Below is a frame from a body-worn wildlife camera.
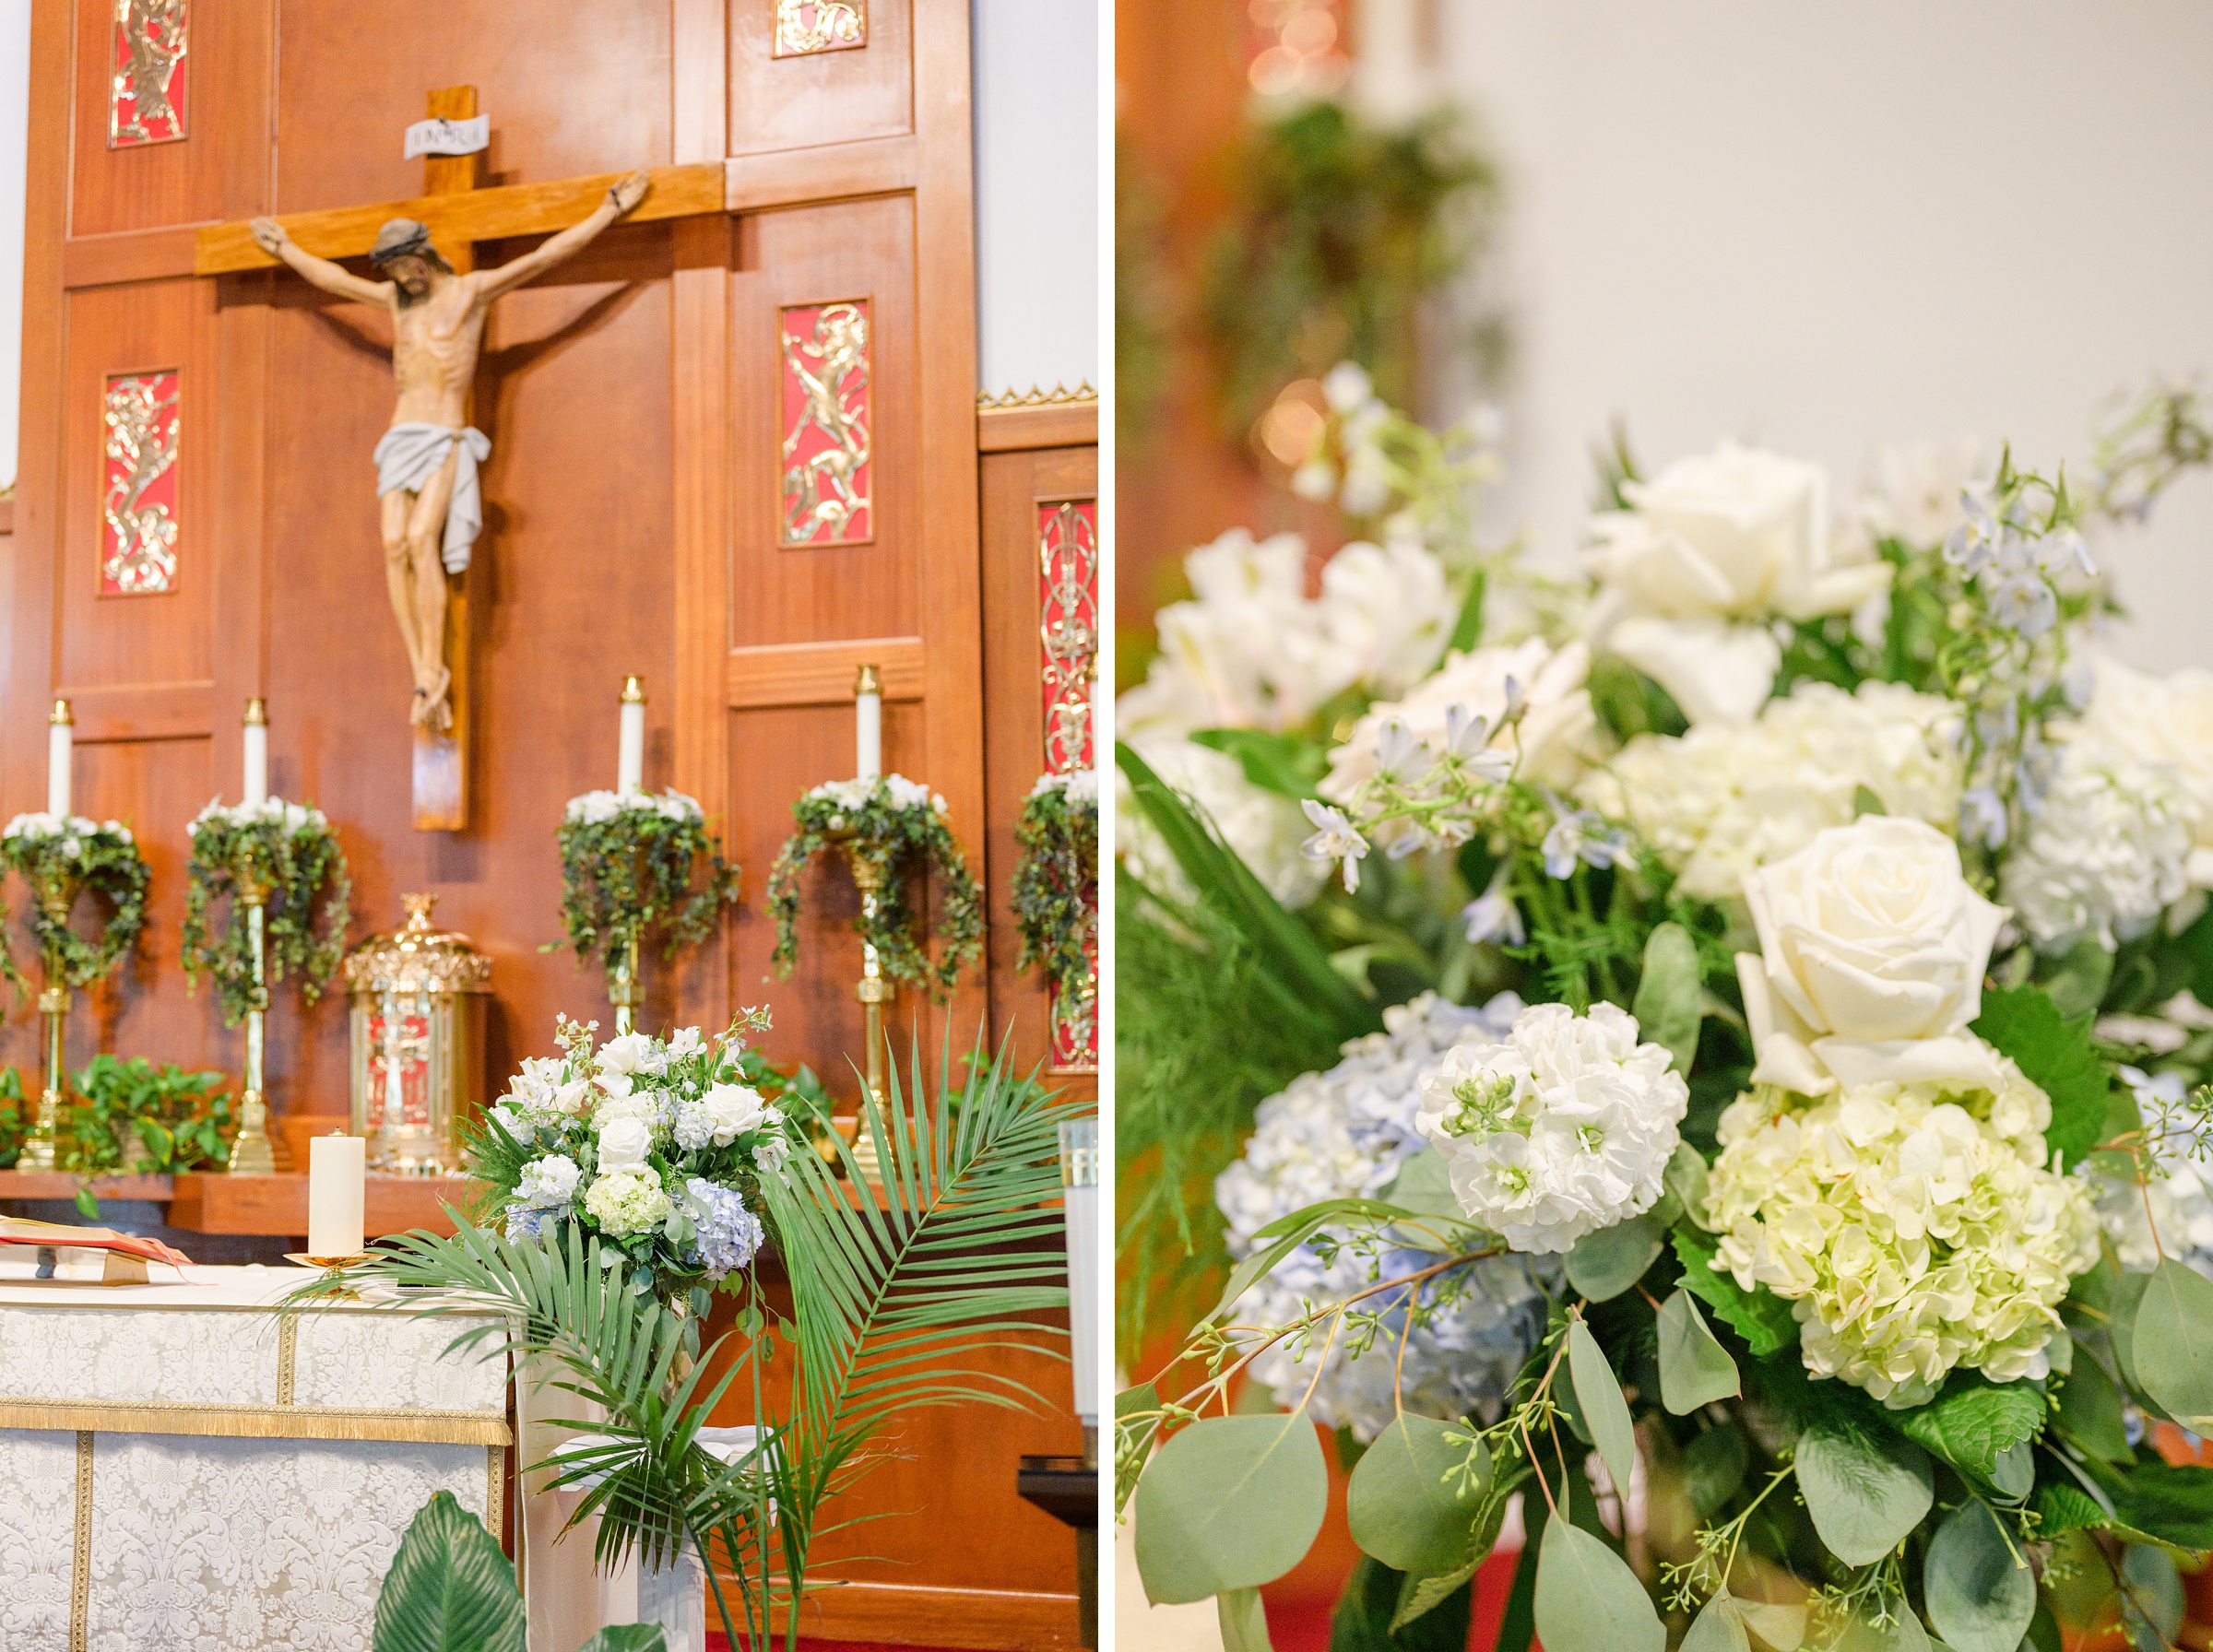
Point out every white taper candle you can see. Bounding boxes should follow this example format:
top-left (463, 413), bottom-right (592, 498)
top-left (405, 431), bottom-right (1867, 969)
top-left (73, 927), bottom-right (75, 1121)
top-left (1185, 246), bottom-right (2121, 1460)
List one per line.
top-left (242, 698), bottom-right (268, 808)
top-left (307, 1133), bottom-right (365, 1259)
top-left (46, 701), bottom-right (71, 818)
top-left (618, 676), bottom-right (645, 794)
top-left (855, 663), bottom-right (882, 781)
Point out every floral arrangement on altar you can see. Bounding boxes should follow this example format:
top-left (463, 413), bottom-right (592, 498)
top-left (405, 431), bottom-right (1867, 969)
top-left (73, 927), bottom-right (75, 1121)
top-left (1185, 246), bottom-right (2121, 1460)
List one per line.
top-left (1013, 770), bottom-right (1100, 1019)
top-left (551, 787), bottom-right (740, 977)
top-left (181, 796), bottom-right (350, 1024)
top-left (768, 773), bottom-right (984, 1001)
top-left (0, 811), bottom-right (149, 993)
top-left (1118, 369), bottom-right (2213, 1650)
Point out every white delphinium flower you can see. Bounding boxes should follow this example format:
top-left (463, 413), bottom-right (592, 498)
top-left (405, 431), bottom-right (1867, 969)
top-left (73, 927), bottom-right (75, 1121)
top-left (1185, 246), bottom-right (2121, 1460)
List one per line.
top-left (1580, 681), bottom-right (1965, 902)
top-left (1999, 738), bottom-right (2190, 953)
top-left (1705, 1061), bottom-right (2101, 1407)
top-left (1215, 993), bottom-right (1557, 1440)
top-left (1118, 739), bottom-right (1329, 910)
top-left (1298, 800), bottom-right (1368, 893)
top-left (1414, 1002), bottom-right (1690, 1255)
top-left (2077, 655), bottom-right (2213, 886)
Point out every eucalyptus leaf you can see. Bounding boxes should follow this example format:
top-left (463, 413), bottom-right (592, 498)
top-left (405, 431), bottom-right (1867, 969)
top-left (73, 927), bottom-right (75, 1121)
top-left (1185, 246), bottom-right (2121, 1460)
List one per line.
top-left (1567, 1215), bottom-right (1664, 1303)
top-left (2133, 1257), bottom-right (2213, 1430)
top-left (1219, 1587), bottom-right (1274, 1652)
top-left (1383, 1149), bottom-right (1461, 1225)
top-left (1738, 1602), bottom-right (1808, 1651)
top-left (2122, 1544), bottom-right (2184, 1646)
top-left (1793, 1420), bottom-right (1933, 1566)
top-left (1346, 1414), bottom-right (1488, 1575)
top-left (1134, 1412), bottom-right (1328, 1603)
top-left (1658, 1291), bottom-right (1741, 1413)
top-left (1665, 1142), bottom-right (1713, 1231)
top-left (1632, 923), bottom-right (1704, 1074)
top-left (1568, 1320), bottom-right (1639, 1501)
top-left (1532, 1516), bottom-right (1664, 1652)
top-left (1682, 1594), bottom-right (1751, 1652)
top-left (371, 1491), bottom-right (527, 1652)
top-left (1923, 1499), bottom-right (2034, 1652)
top-left (2109, 1267), bottom-right (2153, 1399)
top-left (1685, 1422), bottom-right (1749, 1518)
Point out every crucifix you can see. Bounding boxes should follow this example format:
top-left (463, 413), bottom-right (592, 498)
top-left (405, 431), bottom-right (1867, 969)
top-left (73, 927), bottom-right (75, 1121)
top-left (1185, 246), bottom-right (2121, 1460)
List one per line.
top-left (204, 88), bottom-right (725, 828)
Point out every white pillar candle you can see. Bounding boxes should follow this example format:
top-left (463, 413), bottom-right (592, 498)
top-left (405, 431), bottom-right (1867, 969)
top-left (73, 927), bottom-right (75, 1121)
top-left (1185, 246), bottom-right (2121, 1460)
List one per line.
top-left (46, 701), bottom-right (71, 818)
top-left (855, 664), bottom-right (882, 781)
top-left (618, 676), bottom-right (645, 795)
top-left (242, 698), bottom-right (269, 808)
top-left (307, 1133), bottom-right (366, 1259)
top-left (1059, 1117), bottom-right (1099, 1432)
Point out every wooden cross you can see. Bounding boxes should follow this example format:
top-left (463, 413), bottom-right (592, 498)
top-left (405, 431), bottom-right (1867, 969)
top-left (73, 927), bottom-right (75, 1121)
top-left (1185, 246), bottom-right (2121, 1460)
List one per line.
top-left (201, 87), bottom-right (724, 829)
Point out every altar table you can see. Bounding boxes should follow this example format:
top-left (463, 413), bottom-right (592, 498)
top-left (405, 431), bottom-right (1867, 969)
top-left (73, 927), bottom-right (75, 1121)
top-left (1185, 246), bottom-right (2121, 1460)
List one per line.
top-left (0, 1264), bottom-right (509, 1651)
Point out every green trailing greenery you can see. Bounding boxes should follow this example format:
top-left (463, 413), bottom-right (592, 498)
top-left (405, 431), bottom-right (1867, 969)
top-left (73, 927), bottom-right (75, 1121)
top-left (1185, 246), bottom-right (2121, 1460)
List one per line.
top-left (0, 1066), bottom-right (23, 1168)
top-left (294, 1035), bottom-right (1077, 1652)
top-left (1201, 99), bottom-right (1498, 439)
top-left (180, 803), bottom-right (351, 1026)
top-left (0, 818), bottom-right (149, 994)
top-left (767, 779), bottom-right (984, 1002)
top-left (1011, 774), bottom-right (1098, 1021)
top-left (64, 1055), bottom-right (231, 1214)
top-left (550, 792), bottom-right (740, 969)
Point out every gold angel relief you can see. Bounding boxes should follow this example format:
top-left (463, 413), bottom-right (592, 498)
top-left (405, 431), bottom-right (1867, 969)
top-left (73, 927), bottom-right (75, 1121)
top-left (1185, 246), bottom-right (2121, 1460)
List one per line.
top-left (780, 302), bottom-right (873, 545)
top-left (111, 0), bottom-right (188, 147)
top-left (102, 374), bottom-right (181, 595)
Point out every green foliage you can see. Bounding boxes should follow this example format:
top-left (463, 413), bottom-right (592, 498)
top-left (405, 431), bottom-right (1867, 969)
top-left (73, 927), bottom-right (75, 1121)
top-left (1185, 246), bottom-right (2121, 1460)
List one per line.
top-left (1889, 1375), bottom-right (2045, 1481)
top-left (2131, 1257), bottom-right (2213, 1432)
top-left (0, 820), bottom-right (150, 994)
top-left (1011, 777), bottom-right (1098, 1022)
top-left (64, 1055), bottom-right (231, 1211)
top-left (1970, 984), bottom-right (2110, 1166)
top-left (1630, 922), bottom-right (1702, 1074)
top-left (1532, 1515), bottom-right (1664, 1652)
top-left (1190, 727), bottom-right (1329, 802)
top-left (768, 780), bottom-right (983, 1002)
top-left (372, 1491), bottom-right (527, 1652)
top-left (1680, 1595), bottom-right (1750, 1652)
top-left (580, 1631), bottom-right (669, 1652)
top-left (1134, 1410), bottom-right (1329, 1604)
top-left (1586, 653), bottom-right (1688, 746)
top-left (1328, 1555), bottom-right (1471, 1652)
top-left (2054, 1350), bottom-right (2133, 1463)
top-left (1200, 100), bottom-right (1497, 439)
top-left (1566, 1212), bottom-right (1664, 1303)
top-left (1683, 1422), bottom-right (1749, 1518)
top-left (1792, 1417), bottom-right (1933, 1566)
top-left (2104, 1459), bottom-right (2213, 1551)
top-left (0, 1067), bottom-right (24, 1168)
top-left (1568, 1319), bottom-right (1637, 1497)
top-left (1657, 1291), bottom-right (1741, 1414)
top-left (550, 794), bottom-right (740, 970)
top-left (181, 808), bottom-right (351, 1025)
top-left (1671, 1229), bottom-right (1797, 1358)
top-left (1922, 1498), bottom-right (2035, 1652)
top-left (1346, 1415), bottom-right (1487, 1576)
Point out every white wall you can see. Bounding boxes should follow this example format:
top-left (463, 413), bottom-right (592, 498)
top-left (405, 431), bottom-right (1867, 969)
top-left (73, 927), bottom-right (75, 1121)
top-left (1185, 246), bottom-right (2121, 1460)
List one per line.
top-left (0, 0), bottom-right (29, 490)
top-left (972, 0), bottom-right (1099, 399)
top-left (1434, 2), bottom-right (2213, 669)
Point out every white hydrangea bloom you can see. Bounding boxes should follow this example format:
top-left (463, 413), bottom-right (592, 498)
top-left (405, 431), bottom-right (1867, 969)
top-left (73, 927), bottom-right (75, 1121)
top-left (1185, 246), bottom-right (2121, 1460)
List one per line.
top-left (2000, 737), bottom-right (2191, 952)
top-left (1580, 681), bottom-right (1964, 902)
top-left (1215, 992), bottom-right (1558, 1440)
top-left (2077, 655), bottom-right (2213, 886)
top-left (1705, 1057), bottom-right (2100, 1407)
top-left (1414, 1002), bottom-right (1689, 1254)
top-left (1119, 738), bottom-right (1327, 911)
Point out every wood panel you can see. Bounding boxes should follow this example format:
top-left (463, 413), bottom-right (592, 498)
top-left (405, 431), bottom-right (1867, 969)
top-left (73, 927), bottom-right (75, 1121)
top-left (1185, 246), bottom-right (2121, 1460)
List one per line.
top-left (728, 0), bottom-right (915, 158)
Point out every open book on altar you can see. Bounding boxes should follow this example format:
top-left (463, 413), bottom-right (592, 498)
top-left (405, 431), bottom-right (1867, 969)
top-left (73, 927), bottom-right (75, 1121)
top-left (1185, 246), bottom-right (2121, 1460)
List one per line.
top-left (0, 1217), bottom-right (194, 1284)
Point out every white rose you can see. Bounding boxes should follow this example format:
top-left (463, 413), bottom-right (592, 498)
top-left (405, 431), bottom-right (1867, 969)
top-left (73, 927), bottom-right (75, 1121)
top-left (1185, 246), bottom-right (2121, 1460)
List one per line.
top-left (1584, 442), bottom-right (1891, 724)
top-left (698, 1082), bottom-right (767, 1145)
top-left (596, 1116), bottom-right (654, 1174)
top-left (1737, 817), bottom-right (2006, 1094)
top-left (2078, 655), bottom-right (2213, 884)
top-left (596, 1032), bottom-right (657, 1077)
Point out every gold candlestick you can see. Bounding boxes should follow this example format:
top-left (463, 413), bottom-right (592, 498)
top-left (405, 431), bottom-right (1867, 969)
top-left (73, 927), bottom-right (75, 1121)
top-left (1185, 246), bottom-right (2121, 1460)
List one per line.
top-left (17, 871), bottom-right (81, 1173)
top-left (841, 844), bottom-right (893, 1184)
top-left (227, 867), bottom-right (277, 1175)
top-left (608, 929), bottom-right (643, 1036)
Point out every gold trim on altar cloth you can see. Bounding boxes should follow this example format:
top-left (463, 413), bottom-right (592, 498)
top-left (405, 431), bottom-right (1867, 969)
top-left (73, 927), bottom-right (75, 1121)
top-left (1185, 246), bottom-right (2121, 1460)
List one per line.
top-left (70, 1431), bottom-right (92, 1652)
top-left (0, 1398), bottom-right (510, 1446)
top-left (487, 1443), bottom-right (505, 1541)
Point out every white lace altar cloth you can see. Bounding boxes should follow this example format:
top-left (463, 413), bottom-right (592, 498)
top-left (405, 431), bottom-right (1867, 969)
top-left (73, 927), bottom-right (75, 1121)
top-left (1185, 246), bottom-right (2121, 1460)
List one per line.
top-left (0, 1265), bottom-right (509, 1652)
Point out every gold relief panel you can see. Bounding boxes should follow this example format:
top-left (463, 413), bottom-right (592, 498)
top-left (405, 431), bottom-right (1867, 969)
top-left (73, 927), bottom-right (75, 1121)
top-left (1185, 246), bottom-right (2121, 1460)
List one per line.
top-left (101, 370), bottom-right (181, 596)
top-left (110, 0), bottom-right (189, 148)
top-left (779, 301), bottom-right (873, 547)
top-left (774, 0), bottom-right (867, 57)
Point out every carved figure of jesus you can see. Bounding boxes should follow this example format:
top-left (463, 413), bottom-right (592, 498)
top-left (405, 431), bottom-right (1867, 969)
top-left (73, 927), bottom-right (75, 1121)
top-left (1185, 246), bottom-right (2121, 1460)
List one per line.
top-left (249, 171), bottom-right (650, 729)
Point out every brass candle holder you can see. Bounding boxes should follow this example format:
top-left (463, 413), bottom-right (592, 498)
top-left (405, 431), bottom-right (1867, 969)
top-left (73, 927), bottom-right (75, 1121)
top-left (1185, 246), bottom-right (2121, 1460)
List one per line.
top-left (831, 836), bottom-right (893, 1185)
top-left (607, 929), bottom-right (643, 1037)
top-left (226, 867), bottom-right (278, 1175)
top-left (15, 871), bottom-right (80, 1173)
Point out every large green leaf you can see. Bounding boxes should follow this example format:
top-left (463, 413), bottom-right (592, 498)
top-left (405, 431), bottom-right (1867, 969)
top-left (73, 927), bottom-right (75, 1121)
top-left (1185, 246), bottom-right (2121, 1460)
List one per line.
top-left (1567, 1216), bottom-right (1665, 1304)
top-left (372, 1491), bottom-right (527, 1652)
top-left (1347, 1414), bottom-right (1488, 1575)
top-left (1632, 923), bottom-right (1703, 1075)
top-left (1923, 1498), bottom-right (2034, 1652)
top-left (2124, 1545), bottom-right (2185, 1646)
top-left (1738, 1601), bottom-right (1807, 1651)
top-left (2107, 1460), bottom-right (2213, 1551)
top-left (1681, 1595), bottom-right (1751, 1652)
top-left (1892, 1377), bottom-right (2045, 1479)
top-left (1672, 1230), bottom-right (1797, 1357)
top-left (1220, 1587), bottom-right (1275, 1652)
top-left (1134, 1411), bottom-right (1328, 1604)
top-left (1793, 1419), bottom-right (1933, 1566)
top-left (1657, 1291), bottom-right (1741, 1414)
top-left (1970, 984), bottom-right (2110, 1167)
top-left (1568, 1320), bottom-right (1638, 1498)
top-left (2055, 1353), bottom-right (2134, 1464)
top-left (2133, 1257), bottom-right (2213, 1430)
top-left (578, 1630), bottom-right (669, 1652)
top-left (1326, 1557), bottom-right (1472, 1652)
top-left (1190, 727), bottom-right (1329, 802)
top-left (1665, 1143), bottom-right (1713, 1232)
top-left (1532, 1516), bottom-right (1664, 1652)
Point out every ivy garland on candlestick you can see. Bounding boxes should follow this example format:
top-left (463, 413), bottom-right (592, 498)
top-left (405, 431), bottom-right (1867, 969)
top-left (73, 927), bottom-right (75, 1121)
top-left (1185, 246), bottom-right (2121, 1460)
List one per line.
top-left (180, 799), bottom-right (352, 1026)
top-left (768, 775), bottom-right (984, 1002)
top-left (1012, 772), bottom-right (1098, 1011)
top-left (550, 789), bottom-right (741, 971)
top-left (0, 814), bottom-right (150, 993)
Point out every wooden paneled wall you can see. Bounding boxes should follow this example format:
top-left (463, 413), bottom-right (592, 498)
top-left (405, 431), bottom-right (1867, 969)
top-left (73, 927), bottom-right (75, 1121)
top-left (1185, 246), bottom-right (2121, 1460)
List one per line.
top-left (8, 0), bottom-right (1090, 1634)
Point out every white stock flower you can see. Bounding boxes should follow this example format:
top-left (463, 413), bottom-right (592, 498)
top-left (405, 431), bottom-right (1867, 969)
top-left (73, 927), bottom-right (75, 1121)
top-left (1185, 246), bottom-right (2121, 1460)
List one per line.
top-left (596, 1116), bottom-right (654, 1174)
top-left (1705, 1066), bottom-right (2099, 1406)
top-left (1736, 817), bottom-right (2006, 1096)
top-left (1583, 442), bottom-right (1890, 724)
top-left (1117, 738), bottom-right (1328, 910)
top-left (1580, 681), bottom-right (1964, 901)
top-left (1414, 1002), bottom-right (1689, 1254)
top-left (2000, 738), bottom-right (2190, 953)
top-left (513, 1154), bottom-right (581, 1210)
top-left (2077, 655), bottom-right (2213, 886)
top-left (1215, 992), bottom-right (1556, 1440)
